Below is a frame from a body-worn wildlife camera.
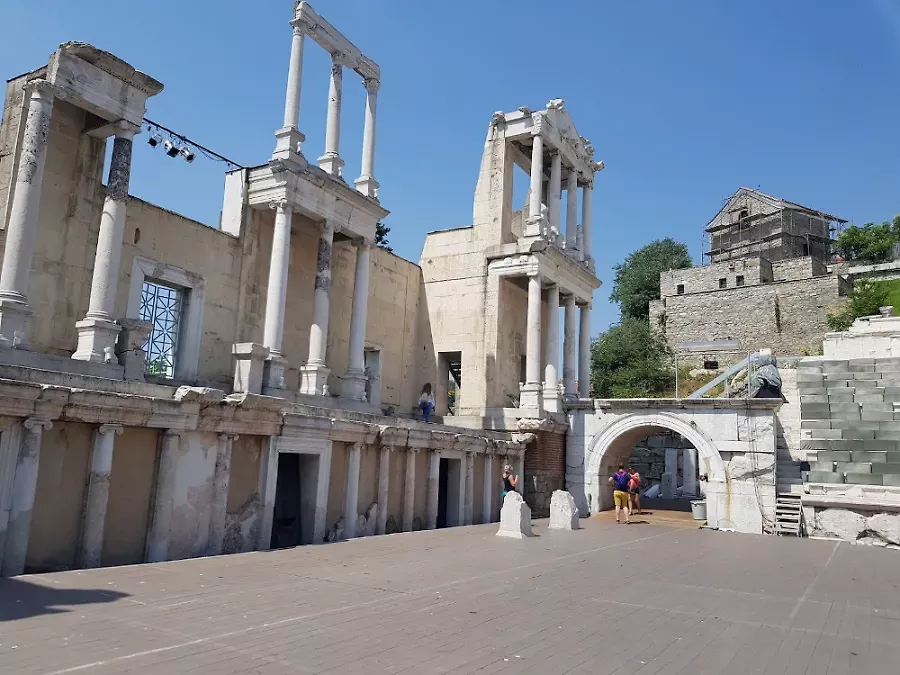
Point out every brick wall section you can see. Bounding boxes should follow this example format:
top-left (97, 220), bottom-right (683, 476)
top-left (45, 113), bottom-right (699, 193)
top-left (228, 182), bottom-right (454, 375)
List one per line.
top-left (523, 430), bottom-right (565, 518)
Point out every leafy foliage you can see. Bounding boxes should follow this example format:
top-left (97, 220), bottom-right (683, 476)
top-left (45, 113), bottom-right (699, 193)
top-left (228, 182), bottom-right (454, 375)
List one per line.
top-left (827, 279), bottom-right (888, 331)
top-left (375, 222), bottom-right (393, 252)
top-left (610, 239), bottom-right (692, 320)
top-left (590, 317), bottom-right (674, 398)
top-left (834, 217), bottom-right (900, 262)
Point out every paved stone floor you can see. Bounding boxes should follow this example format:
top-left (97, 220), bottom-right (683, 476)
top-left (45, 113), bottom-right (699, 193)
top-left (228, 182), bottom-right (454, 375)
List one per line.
top-left (2, 516), bottom-right (899, 674)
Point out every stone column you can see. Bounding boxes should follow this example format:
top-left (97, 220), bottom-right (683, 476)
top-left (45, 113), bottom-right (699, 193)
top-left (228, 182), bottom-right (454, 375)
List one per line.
top-left (273, 25), bottom-right (306, 163)
top-left (376, 445), bottom-right (391, 535)
top-left (562, 295), bottom-right (577, 397)
top-left (343, 442), bottom-right (361, 539)
top-left (257, 439), bottom-right (279, 551)
top-left (543, 284), bottom-right (560, 412)
top-left (464, 452), bottom-right (475, 526)
top-left (78, 424), bottom-right (123, 568)
top-left (662, 447), bottom-right (678, 499)
top-left (146, 430), bottom-right (181, 563)
top-left (566, 169), bottom-right (579, 251)
top-left (312, 443), bottom-right (332, 543)
top-left (548, 151), bottom-right (562, 236)
top-left (402, 448), bottom-right (417, 532)
top-left (355, 78), bottom-right (380, 198)
top-left (342, 240), bottom-right (371, 402)
top-left (318, 53), bottom-right (345, 176)
top-left (0, 81), bottom-right (55, 344)
top-left (524, 135), bottom-right (544, 235)
top-left (482, 454), bottom-right (493, 524)
top-left (207, 434), bottom-right (236, 556)
top-left (73, 123), bottom-right (140, 363)
top-left (683, 448), bottom-right (698, 498)
top-left (519, 274), bottom-right (543, 410)
top-left (579, 304), bottom-right (592, 398)
top-left (426, 450), bottom-right (440, 530)
top-left (516, 453), bottom-right (526, 503)
top-left (300, 222), bottom-right (334, 395)
top-left (262, 201), bottom-right (293, 392)
top-left (1, 418), bottom-right (51, 577)
top-left (582, 182), bottom-right (593, 263)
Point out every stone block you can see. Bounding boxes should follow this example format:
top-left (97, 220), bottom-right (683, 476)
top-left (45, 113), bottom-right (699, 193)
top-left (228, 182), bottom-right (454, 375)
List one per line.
top-left (232, 343), bottom-right (269, 395)
top-left (116, 318), bottom-right (153, 380)
top-left (830, 402), bottom-right (862, 413)
top-left (660, 472), bottom-right (675, 499)
top-left (800, 395), bottom-right (828, 404)
top-left (876, 431), bottom-right (900, 441)
top-left (849, 363), bottom-right (876, 372)
top-left (548, 490), bottom-right (579, 530)
top-left (496, 491), bottom-right (532, 539)
top-left (816, 508), bottom-right (865, 539)
top-left (845, 473), bottom-right (882, 486)
top-left (816, 451), bottom-right (851, 462)
top-left (824, 379), bottom-right (854, 389)
top-left (856, 395), bottom-right (887, 404)
top-left (836, 462), bottom-right (872, 474)
top-left (861, 411), bottom-right (894, 421)
top-left (810, 461), bottom-right (835, 472)
top-left (861, 402), bottom-right (892, 412)
top-left (827, 393), bottom-right (856, 403)
top-left (869, 462), bottom-right (900, 475)
top-left (852, 379), bottom-right (880, 388)
top-left (881, 474), bottom-right (900, 487)
top-left (842, 429), bottom-right (875, 441)
top-left (851, 451), bottom-right (888, 463)
top-left (808, 429), bottom-right (843, 440)
top-left (867, 513), bottom-right (900, 545)
top-left (797, 385), bottom-right (827, 396)
top-left (802, 404), bottom-right (832, 417)
top-left (800, 420), bottom-right (831, 429)
top-left (807, 471), bottom-right (844, 483)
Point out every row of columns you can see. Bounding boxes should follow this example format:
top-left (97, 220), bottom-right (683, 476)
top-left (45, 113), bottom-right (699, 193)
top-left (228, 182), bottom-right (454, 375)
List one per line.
top-left (260, 204), bottom-right (372, 400)
top-left (521, 273), bottom-right (592, 410)
top-left (0, 421), bottom-right (237, 576)
top-left (276, 21), bottom-right (380, 198)
top-left (526, 135), bottom-right (594, 262)
top-left (340, 445), bottom-right (524, 538)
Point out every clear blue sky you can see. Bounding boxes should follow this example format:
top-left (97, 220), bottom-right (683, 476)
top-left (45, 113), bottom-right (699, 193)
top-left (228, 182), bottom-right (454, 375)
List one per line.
top-left (3, 0), bottom-right (900, 338)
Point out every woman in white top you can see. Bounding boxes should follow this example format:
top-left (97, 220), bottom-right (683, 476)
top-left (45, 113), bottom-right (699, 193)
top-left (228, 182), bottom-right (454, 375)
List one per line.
top-left (418, 383), bottom-right (435, 423)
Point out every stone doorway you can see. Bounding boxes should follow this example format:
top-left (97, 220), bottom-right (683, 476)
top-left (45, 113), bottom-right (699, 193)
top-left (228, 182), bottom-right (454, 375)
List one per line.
top-left (271, 452), bottom-right (322, 548)
top-left (624, 432), bottom-right (701, 513)
top-left (437, 457), bottom-right (463, 528)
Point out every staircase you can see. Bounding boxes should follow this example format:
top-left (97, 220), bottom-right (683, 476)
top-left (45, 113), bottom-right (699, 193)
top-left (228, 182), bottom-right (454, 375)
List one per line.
top-left (774, 493), bottom-right (803, 536)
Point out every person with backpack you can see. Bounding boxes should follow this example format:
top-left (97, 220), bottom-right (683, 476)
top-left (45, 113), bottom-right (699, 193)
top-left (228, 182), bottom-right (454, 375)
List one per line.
top-left (608, 464), bottom-right (631, 524)
top-left (628, 466), bottom-right (642, 515)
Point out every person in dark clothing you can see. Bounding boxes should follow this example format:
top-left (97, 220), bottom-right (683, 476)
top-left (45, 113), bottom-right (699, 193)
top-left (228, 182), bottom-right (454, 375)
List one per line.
top-left (501, 464), bottom-right (518, 499)
top-left (608, 464), bottom-right (631, 523)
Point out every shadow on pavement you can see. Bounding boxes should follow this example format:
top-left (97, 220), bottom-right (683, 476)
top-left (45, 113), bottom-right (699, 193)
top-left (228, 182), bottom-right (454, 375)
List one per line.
top-left (0, 577), bottom-right (129, 622)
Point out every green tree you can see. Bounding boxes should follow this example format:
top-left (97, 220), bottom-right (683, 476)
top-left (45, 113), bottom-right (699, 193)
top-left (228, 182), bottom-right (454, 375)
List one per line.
top-left (375, 222), bottom-right (393, 252)
top-left (834, 217), bottom-right (900, 262)
top-left (590, 317), bottom-right (674, 398)
top-left (827, 279), bottom-right (889, 331)
top-left (610, 238), bottom-right (692, 320)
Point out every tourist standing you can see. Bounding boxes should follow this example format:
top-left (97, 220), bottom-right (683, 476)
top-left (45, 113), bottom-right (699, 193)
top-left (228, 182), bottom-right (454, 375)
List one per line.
top-left (628, 466), bottom-right (642, 515)
top-left (418, 383), bottom-right (435, 422)
top-left (608, 464), bottom-right (631, 524)
top-left (501, 464), bottom-right (518, 499)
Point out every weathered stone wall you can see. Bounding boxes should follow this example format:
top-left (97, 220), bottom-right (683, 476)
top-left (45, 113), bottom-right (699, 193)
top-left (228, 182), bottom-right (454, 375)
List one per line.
top-left (658, 275), bottom-right (845, 360)
top-left (772, 257), bottom-right (825, 282)
top-left (661, 257), bottom-right (771, 296)
top-left (625, 432), bottom-right (694, 488)
top-left (523, 430), bottom-right (565, 518)
top-left (804, 505), bottom-right (900, 548)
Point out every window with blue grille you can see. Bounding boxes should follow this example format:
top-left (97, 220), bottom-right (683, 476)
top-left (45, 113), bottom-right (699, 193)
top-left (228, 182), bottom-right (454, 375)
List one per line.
top-left (139, 280), bottom-right (184, 378)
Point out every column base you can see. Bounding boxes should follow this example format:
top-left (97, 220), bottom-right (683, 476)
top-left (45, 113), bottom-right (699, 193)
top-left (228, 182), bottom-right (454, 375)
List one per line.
top-left (317, 153), bottom-right (345, 178)
top-left (261, 354), bottom-right (287, 396)
top-left (354, 175), bottom-right (379, 199)
top-left (523, 215), bottom-right (548, 238)
top-left (341, 368), bottom-right (368, 402)
top-left (542, 386), bottom-right (561, 413)
top-left (271, 126), bottom-right (307, 168)
top-left (299, 363), bottom-right (331, 396)
top-left (232, 343), bottom-right (270, 394)
top-left (519, 382), bottom-right (544, 412)
top-left (0, 297), bottom-right (33, 347)
top-left (72, 316), bottom-right (122, 363)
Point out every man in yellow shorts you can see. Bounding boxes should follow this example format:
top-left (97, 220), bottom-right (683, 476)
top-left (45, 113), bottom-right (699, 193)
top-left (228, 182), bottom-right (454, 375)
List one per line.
top-left (608, 464), bottom-right (631, 524)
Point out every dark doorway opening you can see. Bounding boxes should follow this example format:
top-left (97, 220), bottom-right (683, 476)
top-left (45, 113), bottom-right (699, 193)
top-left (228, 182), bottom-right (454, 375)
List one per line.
top-left (438, 458), bottom-right (450, 528)
top-left (272, 453), bottom-right (302, 549)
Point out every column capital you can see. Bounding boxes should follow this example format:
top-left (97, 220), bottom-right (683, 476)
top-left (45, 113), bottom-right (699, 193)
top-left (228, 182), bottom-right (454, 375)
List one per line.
top-left (355, 237), bottom-right (373, 251)
top-left (268, 199), bottom-right (290, 212)
top-left (592, 160), bottom-right (605, 173)
top-left (218, 433), bottom-right (239, 443)
top-left (330, 52), bottom-right (346, 70)
top-left (163, 428), bottom-right (183, 438)
top-left (111, 120), bottom-right (141, 139)
top-left (526, 270), bottom-right (542, 280)
top-left (99, 424), bottom-right (124, 437)
top-left (321, 220), bottom-right (336, 237)
top-left (24, 417), bottom-right (52, 432)
top-left (408, 447), bottom-right (420, 455)
top-left (351, 441), bottom-right (364, 451)
top-left (290, 23), bottom-right (305, 37)
top-left (363, 78), bottom-right (380, 94)
top-left (26, 79), bottom-right (55, 101)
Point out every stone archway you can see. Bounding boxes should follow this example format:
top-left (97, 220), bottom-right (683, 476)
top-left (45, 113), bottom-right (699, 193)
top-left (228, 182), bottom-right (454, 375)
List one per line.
top-left (584, 412), bottom-right (728, 527)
